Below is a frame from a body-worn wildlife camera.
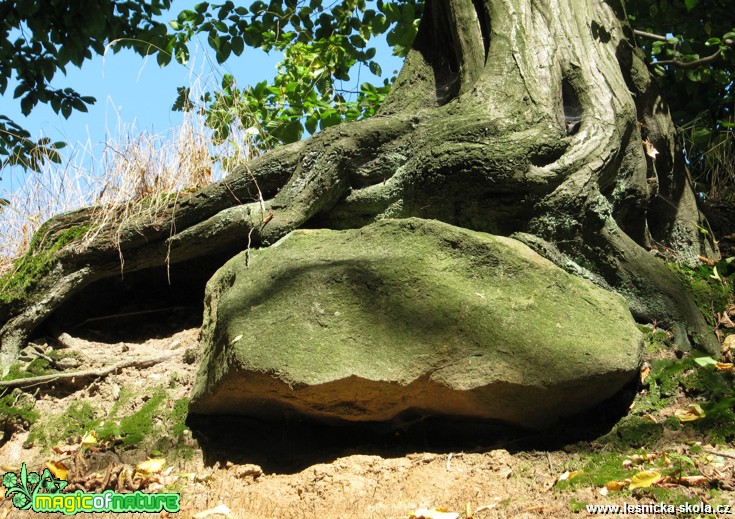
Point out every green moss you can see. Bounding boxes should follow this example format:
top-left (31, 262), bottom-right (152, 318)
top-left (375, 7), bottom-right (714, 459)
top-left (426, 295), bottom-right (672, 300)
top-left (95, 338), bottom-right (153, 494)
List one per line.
top-left (26, 401), bottom-right (100, 448)
top-left (554, 452), bottom-right (629, 490)
top-left (0, 389), bottom-right (39, 437)
top-left (568, 498), bottom-right (588, 513)
top-left (668, 262), bottom-right (733, 324)
top-left (23, 385), bottom-right (192, 459)
top-left (0, 224), bottom-right (90, 306)
top-left (97, 389), bottom-right (167, 447)
top-left (599, 416), bottom-right (664, 449)
top-left (694, 396), bottom-right (735, 444)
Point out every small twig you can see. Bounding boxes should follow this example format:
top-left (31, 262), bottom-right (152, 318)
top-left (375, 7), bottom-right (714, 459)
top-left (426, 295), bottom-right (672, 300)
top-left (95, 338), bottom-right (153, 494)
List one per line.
top-left (242, 165), bottom-right (271, 268)
top-left (0, 350), bottom-right (182, 389)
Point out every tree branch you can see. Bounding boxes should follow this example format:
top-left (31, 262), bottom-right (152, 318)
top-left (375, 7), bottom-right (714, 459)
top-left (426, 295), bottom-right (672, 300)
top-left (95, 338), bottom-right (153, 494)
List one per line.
top-left (654, 49), bottom-right (721, 70)
top-left (633, 29), bottom-right (670, 42)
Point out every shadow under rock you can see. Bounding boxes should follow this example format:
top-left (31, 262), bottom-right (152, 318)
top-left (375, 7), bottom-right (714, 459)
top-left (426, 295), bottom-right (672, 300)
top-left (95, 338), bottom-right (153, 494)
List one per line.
top-left (187, 378), bottom-right (638, 474)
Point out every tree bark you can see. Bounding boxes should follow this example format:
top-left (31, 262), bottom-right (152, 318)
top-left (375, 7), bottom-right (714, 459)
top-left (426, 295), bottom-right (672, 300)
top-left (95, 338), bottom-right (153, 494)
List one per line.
top-left (0, 0), bottom-right (719, 373)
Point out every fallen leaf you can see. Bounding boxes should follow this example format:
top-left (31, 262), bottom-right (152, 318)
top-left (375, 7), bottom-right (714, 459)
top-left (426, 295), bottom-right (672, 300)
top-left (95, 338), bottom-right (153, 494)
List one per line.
top-left (81, 431), bottom-right (97, 446)
top-left (135, 458), bottom-right (167, 475)
top-left (623, 453), bottom-right (654, 467)
top-left (604, 479), bottom-right (629, 491)
top-left (231, 335), bottom-right (243, 344)
top-left (409, 508), bottom-right (459, 519)
top-left (694, 356), bottom-right (718, 367)
top-left (716, 362), bottom-right (734, 371)
top-left (45, 461), bottom-right (69, 480)
top-left (629, 470), bottom-right (662, 489)
top-left (640, 364), bottom-right (651, 383)
top-left (643, 139), bottom-right (659, 159)
top-left (674, 404), bottom-right (706, 423)
top-left (193, 504), bottom-right (233, 519)
top-left (557, 469), bottom-right (584, 482)
top-left (717, 312), bottom-right (735, 329)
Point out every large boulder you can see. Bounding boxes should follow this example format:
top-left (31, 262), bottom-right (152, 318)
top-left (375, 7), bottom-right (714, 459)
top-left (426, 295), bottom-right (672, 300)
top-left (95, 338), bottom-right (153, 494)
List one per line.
top-left (190, 218), bottom-right (642, 429)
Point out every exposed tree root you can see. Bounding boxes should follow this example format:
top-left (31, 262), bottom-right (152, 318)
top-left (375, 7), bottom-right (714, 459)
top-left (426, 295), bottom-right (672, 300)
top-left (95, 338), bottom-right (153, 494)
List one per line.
top-left (0, 350), bottom-right (183, 389)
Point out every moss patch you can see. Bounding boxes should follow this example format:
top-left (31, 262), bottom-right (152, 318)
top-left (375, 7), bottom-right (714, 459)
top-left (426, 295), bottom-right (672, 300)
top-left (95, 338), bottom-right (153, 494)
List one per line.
top-left (0, 224), bottom-right (90, 306)
top-left (0, 389), bottom-right (39, 441)
top-left (25, 386), bottom-right (191, 458)
top-left (668, 262), bottom-right (733, 325)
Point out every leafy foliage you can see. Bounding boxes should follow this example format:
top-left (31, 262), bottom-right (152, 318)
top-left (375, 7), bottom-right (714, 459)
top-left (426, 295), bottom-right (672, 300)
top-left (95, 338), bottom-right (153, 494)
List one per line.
top-left (625, 0), bottom-right (735, 199)
top-left (0, 0), bottom-right (173, 174)
top-left (168, 0), bottom-right (422, 151)
top-left (3, 0), bottom-right (734, 199)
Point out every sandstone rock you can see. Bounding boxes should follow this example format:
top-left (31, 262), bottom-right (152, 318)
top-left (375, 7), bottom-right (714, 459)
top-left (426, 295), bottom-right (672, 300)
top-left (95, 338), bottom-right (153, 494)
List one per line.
top-left (190, 218), bottom-right (642, 429)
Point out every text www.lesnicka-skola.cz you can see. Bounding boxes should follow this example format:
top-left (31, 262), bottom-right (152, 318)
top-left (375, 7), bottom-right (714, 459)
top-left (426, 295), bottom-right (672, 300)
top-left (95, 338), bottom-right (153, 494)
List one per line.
top-left (585, 501), bottom-right (732, 515)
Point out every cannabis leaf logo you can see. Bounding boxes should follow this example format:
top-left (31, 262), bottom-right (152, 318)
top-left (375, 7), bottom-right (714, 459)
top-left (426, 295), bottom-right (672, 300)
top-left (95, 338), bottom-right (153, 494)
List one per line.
top-left (2, 463), bottom-right (67, 511)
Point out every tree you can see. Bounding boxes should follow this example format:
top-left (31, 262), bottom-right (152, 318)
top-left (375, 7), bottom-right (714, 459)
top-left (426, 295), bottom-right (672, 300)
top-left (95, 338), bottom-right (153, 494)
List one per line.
top-left (0, 0), bottom-right (172, 172)
top-left (0, 0), bottom-right (728, 371)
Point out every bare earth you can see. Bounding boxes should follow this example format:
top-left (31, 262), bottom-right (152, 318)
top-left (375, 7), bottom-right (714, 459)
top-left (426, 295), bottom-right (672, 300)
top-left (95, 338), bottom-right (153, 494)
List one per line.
top-left (1, 327), bottom-right (734, 519)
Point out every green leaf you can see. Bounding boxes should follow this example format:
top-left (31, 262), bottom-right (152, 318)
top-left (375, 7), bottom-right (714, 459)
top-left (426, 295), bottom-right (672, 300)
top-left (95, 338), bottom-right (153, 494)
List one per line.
top-left (684, 0), bottom-right (699, 12)
top-left (231, 36), bottom-right (244, 56)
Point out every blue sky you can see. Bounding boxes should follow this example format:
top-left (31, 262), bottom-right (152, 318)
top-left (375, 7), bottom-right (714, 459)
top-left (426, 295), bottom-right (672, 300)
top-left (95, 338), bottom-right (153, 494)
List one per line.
top-left (1, 2), bottom-right (402, 194)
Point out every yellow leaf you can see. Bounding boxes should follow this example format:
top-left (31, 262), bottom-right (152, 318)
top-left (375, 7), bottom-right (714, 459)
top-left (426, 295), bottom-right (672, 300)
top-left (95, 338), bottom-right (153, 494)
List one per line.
top-left (605, 480), bottom-right (629, 491)
top-left (629, 470), bottom-right (662, 489)
top-left (409, 508), bottom-right (460, 519)
top-left (568, 469), bottom-right (584, 480)
top-left (716, 362), bottom-right (734, 371)
top-left (135, 458), bottom-right (167, 475)
top-left (674, 404), bottom-right (706, 423)
top-left (45, 461), bottom-right (69, 480)
top-left (80, 431), bottom-right (97, 446)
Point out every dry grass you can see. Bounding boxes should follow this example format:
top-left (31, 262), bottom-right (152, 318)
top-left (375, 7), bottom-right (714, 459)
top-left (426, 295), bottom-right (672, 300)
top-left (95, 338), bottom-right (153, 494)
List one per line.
top-left (0, 108), bottom-right (256, 276)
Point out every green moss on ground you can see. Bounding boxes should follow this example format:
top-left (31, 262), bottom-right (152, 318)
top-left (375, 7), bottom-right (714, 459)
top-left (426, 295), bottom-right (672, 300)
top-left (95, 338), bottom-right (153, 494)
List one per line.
top-left (0, 389), bottom-right (39, 441)
top-left (557, 318), bottom-right (735, 509)
top-left (24, 386), bottom-right (192, 459)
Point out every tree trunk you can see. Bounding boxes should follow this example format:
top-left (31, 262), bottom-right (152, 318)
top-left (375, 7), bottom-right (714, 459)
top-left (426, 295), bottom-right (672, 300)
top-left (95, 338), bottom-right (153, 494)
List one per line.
top-left (0, 0), bottom-right (719, 373)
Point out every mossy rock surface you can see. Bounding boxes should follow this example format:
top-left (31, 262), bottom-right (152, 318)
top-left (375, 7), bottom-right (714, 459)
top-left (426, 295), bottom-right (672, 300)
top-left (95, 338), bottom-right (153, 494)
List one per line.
top-left (190, 218), bottom-right (642, 429)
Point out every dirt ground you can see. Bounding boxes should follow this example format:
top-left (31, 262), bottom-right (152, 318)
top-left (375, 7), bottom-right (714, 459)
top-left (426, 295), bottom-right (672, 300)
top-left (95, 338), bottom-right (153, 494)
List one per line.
top-left (1, 326), bottom-right (734, 519)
